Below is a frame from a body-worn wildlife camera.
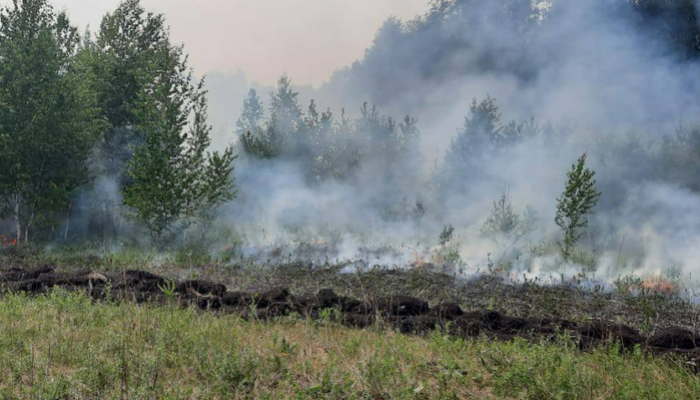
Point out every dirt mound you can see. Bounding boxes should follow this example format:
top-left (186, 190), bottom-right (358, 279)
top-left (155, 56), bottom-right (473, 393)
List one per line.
top-left (577, 320), bottom-right (643, 350)
top-left (1, 266), bottom-right (698, 366)
top-left (176, 280), bottom-right (227, 297)
top-left (259, 286), bottom-right (293, 307)
top-left (648, 327), bottom-right (699, 350)
top-left (372, 295), bottom-right (429, 316)
top-left (312, 288), bottom-right (342, 309)
top-left (430, 302), bottom-right (464, 320)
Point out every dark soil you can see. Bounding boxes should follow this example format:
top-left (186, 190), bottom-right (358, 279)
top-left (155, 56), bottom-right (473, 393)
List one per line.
top-left (1, 265), bottom-right (699, 370)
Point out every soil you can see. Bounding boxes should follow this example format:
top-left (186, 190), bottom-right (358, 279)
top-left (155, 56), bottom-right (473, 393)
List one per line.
top-left (1, 265), bottom-right (699, 371)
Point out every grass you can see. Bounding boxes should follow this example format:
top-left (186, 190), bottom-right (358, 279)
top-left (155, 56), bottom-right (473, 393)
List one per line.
top-left (0, 290), bottom-right (698, 399)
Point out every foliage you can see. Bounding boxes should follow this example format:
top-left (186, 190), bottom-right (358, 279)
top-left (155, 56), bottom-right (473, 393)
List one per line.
top-left (239, 124), bottom-right (284, 160)
top-left (555, 153), bottom-right (602, 260)
top-left (481, 188), bottom-right (521, 238)
top-left (628, 0), bottom-right (700, 58)
top-left (442, 96), bottom-right (534, 192)
top-left (439, 224), bottom-right (455, 245)
top-left (0, 0), bottom-right (101, 243)
top-left (269, 74), bottom-right (303, 135)
top-left (234, 88), bottom-right (265, 137)
top-left (236, 78), bottom-right (422, 201)
top-left (123, 42), bottom-right (236, 241)
top-left (89, 0), bottom-right (168, 181)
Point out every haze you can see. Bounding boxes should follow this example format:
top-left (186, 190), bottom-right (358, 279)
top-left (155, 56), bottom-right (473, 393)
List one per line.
top-left (27, 0), bottom-right (428, 86)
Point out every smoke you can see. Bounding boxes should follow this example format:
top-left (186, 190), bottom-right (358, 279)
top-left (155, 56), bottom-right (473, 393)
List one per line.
top-left (213, 0), bottom-right (700, 281)
top-left (14, 0), bottom-right (695, 286)
top-left (324, 1), bottom-right (700, 152)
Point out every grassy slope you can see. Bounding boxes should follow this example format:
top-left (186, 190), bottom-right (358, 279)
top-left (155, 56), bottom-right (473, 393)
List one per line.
top-left (0, 291), bottom-right (698, 400)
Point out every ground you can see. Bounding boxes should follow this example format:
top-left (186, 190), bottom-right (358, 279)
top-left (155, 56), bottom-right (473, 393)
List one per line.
top-left (0, 248), bottom-right (699, 399)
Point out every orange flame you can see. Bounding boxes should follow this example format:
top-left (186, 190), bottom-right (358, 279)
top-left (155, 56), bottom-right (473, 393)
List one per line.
top-left (412, 251), bottom-right (427, 270)
top-left (1, 235), bottom-right (17, 247)
top-left (640, 277), bottom-right (675, 294)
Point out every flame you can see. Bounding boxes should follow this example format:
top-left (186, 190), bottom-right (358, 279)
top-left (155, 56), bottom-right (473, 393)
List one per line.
top-left (412, 251), bottom-right (427, 270)
top-left (1, 235), bottom-right (17, 247)
top-left (640, 277), bottom-right (675, 294)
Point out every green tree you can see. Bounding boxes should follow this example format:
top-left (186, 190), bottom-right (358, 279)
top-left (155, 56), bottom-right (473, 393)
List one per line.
top-left (123, 42), bottom-right (235, 241)
top-left (555, 153), bottom-right (602, 260)
top-left (481, 189), bottom-right (521, 238)
top-left (240, 76), bottom-right (302, 160)
top-left (269, 74), bottom-right (302, 136)
top-left (240, 114), bottom-right (284, 159)
top-left (234, 88), bottom-right (265, 137)
top-left (0, 0), bottom-right (100, 243)
top-left (441, 96), bottom-right (502, 192)
top-left (445, 96), bottom-right (501, 166)
top-left (441, 96), bottom-right (534, 194)
top-left (91, 0), bottom-right (168, 180)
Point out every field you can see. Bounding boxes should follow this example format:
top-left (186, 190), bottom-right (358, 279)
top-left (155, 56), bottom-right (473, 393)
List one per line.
top-left (0, 249), bottom-right (699, 399)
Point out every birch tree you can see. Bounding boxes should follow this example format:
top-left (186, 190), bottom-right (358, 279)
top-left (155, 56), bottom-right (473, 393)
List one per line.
top-left (0, 0), bottom-right (99, 243)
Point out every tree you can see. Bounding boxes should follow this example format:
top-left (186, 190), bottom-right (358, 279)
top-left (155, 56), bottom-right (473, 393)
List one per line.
top-left (318, 108), bottom-right (362, 182)
top-left (555, 153), bottom-right (602, 260)
top-left (441, 96), bottom-right (502, 192)
top-left (122, 41), bottom-right (235, 241)
top-left (239, 75), bottom-right (302, 161)
top-left (234, 88), bottom-right (264, 137)
top-left (441, 96), bottom-right (534, 194)
top-left (269, 74), bottom-right (302, 136)
top-left (91, 0), bottom-right (168, 180)
top-left (300, 99), bottom-right (335, 182)
top-left (481, 189), bottom-right (520, 238)
top-left (239, 114), bottom-right (284, 159)
top-left (446, 96), bottom-right (501, 166)
top-left (0, 0), bottom-right (100, 243)
top-left (480, 189), bottom-right (537, 267)
top-left (629, 0), bottom-right (700, 59)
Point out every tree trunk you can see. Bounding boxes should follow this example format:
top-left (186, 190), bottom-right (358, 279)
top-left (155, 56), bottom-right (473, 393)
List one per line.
top-left (64, 202), bottom-right (72, 241)
top-left (24, 212), bottom-right (33, 244)
top-left (12, 195), bottom-right (21, 243)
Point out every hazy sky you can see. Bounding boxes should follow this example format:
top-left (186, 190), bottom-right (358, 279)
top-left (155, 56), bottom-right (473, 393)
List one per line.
top-left (26, 0), bottom-right (429, 86)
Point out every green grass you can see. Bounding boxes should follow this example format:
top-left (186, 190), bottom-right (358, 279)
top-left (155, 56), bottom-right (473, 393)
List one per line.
top-left (0, 290), bottom-right (697, 399)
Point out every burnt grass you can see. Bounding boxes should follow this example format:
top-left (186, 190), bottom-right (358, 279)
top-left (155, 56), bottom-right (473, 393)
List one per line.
top-left (1, 255), bottom-right (700, 369)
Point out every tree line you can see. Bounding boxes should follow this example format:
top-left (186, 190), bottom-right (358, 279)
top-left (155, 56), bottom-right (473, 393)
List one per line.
top-left (0, 0), bottom-right (235, 244)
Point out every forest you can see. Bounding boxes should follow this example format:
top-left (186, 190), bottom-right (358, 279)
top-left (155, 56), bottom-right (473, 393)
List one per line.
top-left (1, 0), bottom-right (700, 280)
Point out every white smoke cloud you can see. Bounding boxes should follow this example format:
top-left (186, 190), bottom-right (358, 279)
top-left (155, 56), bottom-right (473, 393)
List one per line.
top-left (214, 1), bottom-right (700, 283)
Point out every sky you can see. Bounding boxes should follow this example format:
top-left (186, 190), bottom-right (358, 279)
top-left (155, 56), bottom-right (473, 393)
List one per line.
top-left (29, 0), bottom-right (429, 87)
